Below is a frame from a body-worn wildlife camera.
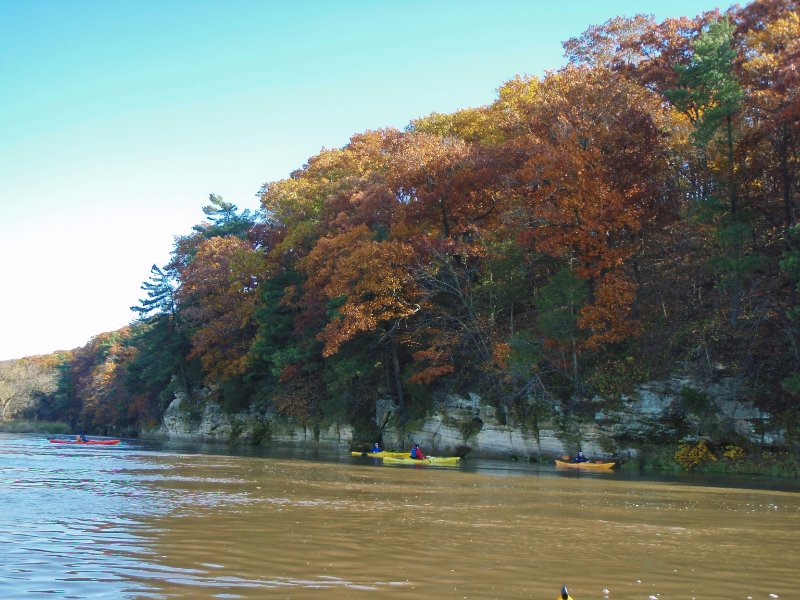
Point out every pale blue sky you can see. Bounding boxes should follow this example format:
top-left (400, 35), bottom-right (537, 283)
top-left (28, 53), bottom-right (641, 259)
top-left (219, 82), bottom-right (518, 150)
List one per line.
top-left (0, 0), bottom-right (735, 360)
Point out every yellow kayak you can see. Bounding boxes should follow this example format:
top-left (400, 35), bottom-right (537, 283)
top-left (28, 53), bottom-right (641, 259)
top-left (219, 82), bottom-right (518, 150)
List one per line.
top-left (382, 456), bottom-right (461, 465)
top-left (350, 451), bottom-right (411, 458)
top-left (555, 459), bottom-right (615, 470)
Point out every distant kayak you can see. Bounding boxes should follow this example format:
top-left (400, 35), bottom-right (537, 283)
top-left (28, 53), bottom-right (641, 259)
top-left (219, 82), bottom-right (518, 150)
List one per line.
top-left (48, 439), bottom-right (121, 446)
top-left (554, 459), bottom-right (614, 470)
top-left (382, 456), bottom-right (461, 465)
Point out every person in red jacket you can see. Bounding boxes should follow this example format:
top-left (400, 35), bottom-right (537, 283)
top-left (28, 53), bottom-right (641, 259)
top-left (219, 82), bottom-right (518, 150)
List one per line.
top-left (410, 443), bottom-right (426, 460)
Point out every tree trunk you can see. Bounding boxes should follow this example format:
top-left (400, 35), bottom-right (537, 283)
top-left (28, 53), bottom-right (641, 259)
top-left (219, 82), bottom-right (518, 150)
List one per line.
top-left (779, 122), bottom-right (797, 308)
top-left (170, 316), bottom-right (193, 406)
top-left (178, 360), bottom-right (192, 406)
top-left (727, 115), bottom-right (736, 216)
top-left (571, 334), bottom-right (579, 396)
top-left (569, 300), bottom-right (580, 409)
top-left (439, 199), bottom-right (451, 239)
top-left (780, 123), bottom-right (794, 235)
top-left (391, 336), bottom-right (406, 424)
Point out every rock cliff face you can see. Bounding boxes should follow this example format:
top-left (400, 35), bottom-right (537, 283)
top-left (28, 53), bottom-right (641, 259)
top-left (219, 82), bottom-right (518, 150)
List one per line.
top-left (375, 393), bottom-right (570, 457)
top-left (149, 372), bottom-right (781, 459)
top-left (598, 374), bottom-right (780, 446)
top-left (150, 394), bottom-right (355, 448)
top-left (1, 355), bottom-right (781, 458)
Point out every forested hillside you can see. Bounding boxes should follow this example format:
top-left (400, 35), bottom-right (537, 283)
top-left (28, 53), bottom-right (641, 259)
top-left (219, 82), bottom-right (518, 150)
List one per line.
top-left (16, 1), bottom-right (800, 450)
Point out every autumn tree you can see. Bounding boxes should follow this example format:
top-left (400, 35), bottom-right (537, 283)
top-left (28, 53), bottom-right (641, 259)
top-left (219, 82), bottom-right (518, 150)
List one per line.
top-left (170, 194), bottom-right (257, 271)
top-left (386, 130), bottom-right (510, 393)
top-left (666, 18), bottom-right (744, 209)
top-left (64, 331), bottom-right (139, 433)
top-left (299, 225), bottom-right (423, 420)
top-left (666, 17), bottom-right (769, 326)
top-left (0, 356), bottom-right (60, 422)
top-left (779, 225), bottom-right (800, 397)
top-left (509, 67), bottom-right (673, 349)
top-left (126, 256), bottom-right (201, 418)
top-left (28, 356), bottom-right (76, 424)
top-left (196, 193), bottom-right (257, 239)
top-left (409, 106), bottom-right (505, 146)
top-left (260, 130), bottom-right (401, 253)
top-left (179, 236), bottom-right (265, 383)
top-left (535, 268), bottom-right (590, 404)
top-left (388, 131), bottom-right (499, 240)
top-left (740, 1), bottom-right (800, 234)
top-left (406, 237), bottom-right (504, 387)
top-left (563, 14), bottom-right (657, 69)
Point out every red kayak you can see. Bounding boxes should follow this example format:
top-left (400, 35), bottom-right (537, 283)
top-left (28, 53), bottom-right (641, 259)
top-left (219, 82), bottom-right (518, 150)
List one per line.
top-left (48, 439), bottom-right (121, 445)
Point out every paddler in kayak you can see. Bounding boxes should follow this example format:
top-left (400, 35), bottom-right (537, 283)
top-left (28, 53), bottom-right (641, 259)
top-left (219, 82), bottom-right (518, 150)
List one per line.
top-left (75, 432), bottom-right (88, 442)
top-left (410, 443), bottom-right (426, 460)
top-left (371, 442), bottom-right (382, 453)
top-left (558, 585), bottom-right (574, 600)
top-left (572, 451), bottom-right (588, 463)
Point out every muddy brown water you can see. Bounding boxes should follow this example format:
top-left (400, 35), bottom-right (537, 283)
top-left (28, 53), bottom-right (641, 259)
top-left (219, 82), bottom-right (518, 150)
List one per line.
top-left (1, 433), bottom-right (797, 599)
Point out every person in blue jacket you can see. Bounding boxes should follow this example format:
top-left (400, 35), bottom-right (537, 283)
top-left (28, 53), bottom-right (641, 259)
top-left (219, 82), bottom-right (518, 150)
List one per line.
top-left (573, 451), bottom-right (588, 463)
top-left (371, 442), bottom-right (382, 453)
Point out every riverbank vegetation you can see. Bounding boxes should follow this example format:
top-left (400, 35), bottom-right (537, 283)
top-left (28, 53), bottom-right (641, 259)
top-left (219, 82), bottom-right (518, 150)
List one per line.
top-left (619, 441), bottom-right (800, 477)
top-left (3, 1), bottom-right (798, 468)
top-left (0, 420), bottom-right (71, 434)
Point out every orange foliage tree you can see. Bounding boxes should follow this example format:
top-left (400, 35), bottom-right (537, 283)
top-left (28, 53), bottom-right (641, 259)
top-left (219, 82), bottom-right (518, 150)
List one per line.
top-left (299, 225), bottom-right (424, 418)
top-left (69, 330), bottom-right (138, 432)
top-left (509, 67), bottom-right (674, 348)
top-left (179, 236), bottom-right (266, 383)
top-left (388, 131), bottom-right (499, 240)
top-left (300, 225), bottom-right (423, 357)
top-left (739, 2), bottom-right (800, 232)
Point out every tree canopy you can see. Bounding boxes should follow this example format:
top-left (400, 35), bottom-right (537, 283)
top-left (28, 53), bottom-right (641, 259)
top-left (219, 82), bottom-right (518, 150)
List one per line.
top-left (38, 1), bottom-right (800, 442)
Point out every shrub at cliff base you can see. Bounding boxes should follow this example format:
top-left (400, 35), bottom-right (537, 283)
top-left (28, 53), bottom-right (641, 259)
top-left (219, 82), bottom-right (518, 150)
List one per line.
top-left (675, 440), bottom-right (718, 471)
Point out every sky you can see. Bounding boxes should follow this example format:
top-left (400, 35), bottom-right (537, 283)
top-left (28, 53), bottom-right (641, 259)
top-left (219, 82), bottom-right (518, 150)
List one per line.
top-left (0, 0), bottom-right (736, 361)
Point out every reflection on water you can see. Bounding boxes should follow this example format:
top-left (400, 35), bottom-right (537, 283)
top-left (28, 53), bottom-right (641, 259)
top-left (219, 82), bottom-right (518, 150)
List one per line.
top-left (0, 433), bottom-right (797, 599)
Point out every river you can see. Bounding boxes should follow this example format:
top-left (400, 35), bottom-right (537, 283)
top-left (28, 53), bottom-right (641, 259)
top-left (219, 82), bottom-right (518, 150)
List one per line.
top-left (0, 433), bottom-right (797, 599)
